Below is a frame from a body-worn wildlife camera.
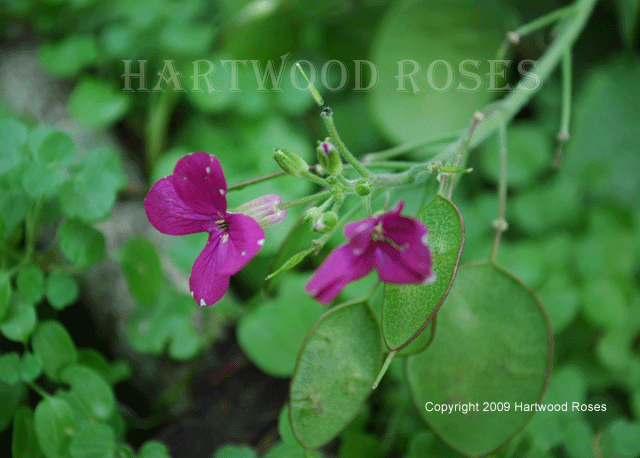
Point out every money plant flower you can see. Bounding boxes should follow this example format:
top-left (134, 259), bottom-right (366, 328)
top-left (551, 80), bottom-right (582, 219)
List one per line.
top-left (305, 202), bottom-right (433, 305)
top-left (144, 152), bottom-right (286, 306)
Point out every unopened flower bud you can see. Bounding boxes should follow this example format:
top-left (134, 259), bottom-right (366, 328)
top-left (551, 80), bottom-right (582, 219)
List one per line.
top-left (316, 138), bottom-right (342, 176)
top-left (233, 194), bottom-right (287, 228)
top-left (274, 148), bottom-right (308, 178)
top-left (313, 211), bottom-right (338, 233)
top-left (304, 207), bottom-right (322, 223)
top-left (355, 179), bottom-right (371, 196)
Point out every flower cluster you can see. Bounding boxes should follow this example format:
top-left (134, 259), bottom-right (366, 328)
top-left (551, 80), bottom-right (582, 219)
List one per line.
top-left (145, 153), bottom-right (433, 307)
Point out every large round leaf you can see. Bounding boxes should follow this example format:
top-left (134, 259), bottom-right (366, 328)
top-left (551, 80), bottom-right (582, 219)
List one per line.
top-left (383, 194), bottom-right (464, 350)
top-left (290, 300), bottom-right (382, 449)
top-left (369, 0), bottom-right (507, 144)
top-left (406, 262), bottom-right (552, 457)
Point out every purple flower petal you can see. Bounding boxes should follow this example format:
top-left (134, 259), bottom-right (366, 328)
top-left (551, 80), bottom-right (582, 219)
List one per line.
top-left (343, 217), bottom-right (377, 250)
top-left (216, 213), bottom-right (265, 275)
top-left (381, 213), bottom-right (431, 275)
top-left (374, 243), bottom-right (429, 284)
top-left (172, 152), bottom-right (228, 216)
top-left (305, 244), bottom-right (375, 305)
top-left (144, 177), bottom-right (216, 235)
top-left (189, 234), bottom-right (232, 306)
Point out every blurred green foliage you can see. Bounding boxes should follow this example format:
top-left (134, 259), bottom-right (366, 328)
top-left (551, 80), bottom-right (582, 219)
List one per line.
top-left (1, 0), bottom-right (639, 456)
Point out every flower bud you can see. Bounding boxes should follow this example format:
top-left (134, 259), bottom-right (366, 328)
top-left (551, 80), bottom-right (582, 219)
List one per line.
top-left (274, 148), bottom-right (308, 178)
top-left (316, 138), bottom-right (342, 176)
top-left (355, 179), bottom-right (371, 196)
top-left (304, 207), bottom-right (322, 223)
top-left (233, 194), bottom-right (287, 227)
top-left (313, 211), bottom-right (338, 233)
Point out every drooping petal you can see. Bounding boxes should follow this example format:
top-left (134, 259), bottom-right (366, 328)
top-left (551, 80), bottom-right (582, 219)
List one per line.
top-left (172, 152), bottom-right (228, 215)
top-left (189, 234), bottom-right (232, 306)
top-left (215, 213), bottom-right (265, 275)
top-left (374, 243), bottom-right (430, 284)
top-left (305, 244), bottom-right (375, 305)
top-left (381, 212), bottom-right (431, 275)
top-left (144, 177), bottom-right (216, 235)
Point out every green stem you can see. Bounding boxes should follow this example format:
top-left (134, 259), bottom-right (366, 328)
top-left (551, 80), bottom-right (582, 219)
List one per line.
top-left (372, 350), bottom-right (397, 390)
top-left (490, 121), bottom-right (508, 262)
top-left (362, 130), bottom-right (464, 163)
top-left (27, 382), bottom-right (49, 399)
top-left (228, 170), bottom-right (286, 191)
top-left (466, 0), bottom-right (597, 152)
top-left (554, 48), bottom-right (572, 168)
top-left (322, 108), bottom-right (373, 178)
top-left (515, 4), bottom-right (576, 37)
top-left (300, 169), bottom-right (330, 187)
top-left (145, 90), bottom-right (179, 171)
top-left (277, 190), bottom-right (332, 210)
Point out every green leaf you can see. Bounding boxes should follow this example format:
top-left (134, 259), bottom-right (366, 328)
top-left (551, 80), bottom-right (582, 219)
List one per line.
top-left (20, 352), bottom-right (43, 382)
top-left (0, 272), bottom-right (13, 321)
top-left (599, 419), bottom-right (640, 458)
top-left (616, 0), bottom-right (640, 46)
top-left (369, 0), bottom-right (506, 144)
top-left (265, 248), bottom-right (313, 281)
top-left (137, 441), bottom-right (171, 458)
top-left (0, 299), bottom-right (37, 343)
top-left (383, 194), bottom-right (464, 350)
top-left (278, 404), bottom-right (297, 445)
top-left (35, 130), bottom-right (76, 165)
top-left (582, 278), bottom-right (627, 330)
top-left (77, 349), bottom-right (130, 386)
top-left (38, 36), bottom-right (98, 77)
top-left (12, 407), bottom-right (44, 458)
top-left (68, 423), bottom-right (116, 458)
top-left (59, 147), bottom-right (126, 221)
top-left (45, 273), bottom-right (80, 310)
top-left (0, 352), bottom-right (21, 385)
top-left (17, 264), bottom-right (45, 304)
top-left (34, 397), bottom-right (77, 458)
top-left (57, 219), bottom-right (106, 268)
top-left (0, 380), bottom-right (24, 431)
top-left (264, 442), bottom-right (322, 458)
top-left (564, 57), bottom-right (640, 209)
top-left (0, 117), bottom-right (28, 174)
top-left (290, 300), bottom-right (382, 449)
top-left (126, 286), bottom-right (202, 360)
top-left (68, 78), bottom-right (131, 129)
top-left (0, 186), bottom-right (29, 236)
top-left (212, 444), bottom-right (257, 458)
top-left (396, 319), bottom-right (436, 357)
top-left (536, 274), bottom-right (579, 334)
top-left (59, 365), bottom-right (115, 421)
top-left (237, 275), bottom-right (326, 377)
top-left (406, 262), bottom-right (552, 457)
top-left (117, 237), bottom-right (163, 305)
top-left (338, 432), bottom-right (384, 458)
top-left (31, 321), bottom-right (78, 382)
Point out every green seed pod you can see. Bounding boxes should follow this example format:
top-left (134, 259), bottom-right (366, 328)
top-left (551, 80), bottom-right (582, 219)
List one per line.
top-left (274, 148), bottom-right (309, 177)
top-left (304, 207), bottom-right (322, 223)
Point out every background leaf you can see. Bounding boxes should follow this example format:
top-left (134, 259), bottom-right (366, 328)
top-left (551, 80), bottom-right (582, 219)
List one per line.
top-left (406, 262), bottom-right (552, 457)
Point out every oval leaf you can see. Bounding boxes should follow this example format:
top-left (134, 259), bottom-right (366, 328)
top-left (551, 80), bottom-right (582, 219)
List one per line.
top-left (12, 407), bottom-right (43, 458)
top-left (34, 397), bottom-right (76, 458)
top-left (383, 194), bottom-right (464, 350)
top-left (31, 321), bottom-right (78, 382)
top-left (406, 262), bottom-right (552, 457)
top-left (68, 423), bottom-right (115, 458)
top-left (59, 365), bottom-right (115, 421)
top-left (396, 317), bottom-right (436, 358)
top-left (369, 0), bottom-right (506, 144)
top-left (290, 300), bottom-right (382, 449)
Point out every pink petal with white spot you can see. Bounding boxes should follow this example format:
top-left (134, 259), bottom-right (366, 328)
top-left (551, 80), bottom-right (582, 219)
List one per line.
top-left (172, 152), bottom-right (227, 215)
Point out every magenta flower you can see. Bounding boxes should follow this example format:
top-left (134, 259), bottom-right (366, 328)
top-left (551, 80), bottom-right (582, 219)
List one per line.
top-left (305, 202), bottom-right (433, 305)
top-left (144, 152), bottom-right (286, 306)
